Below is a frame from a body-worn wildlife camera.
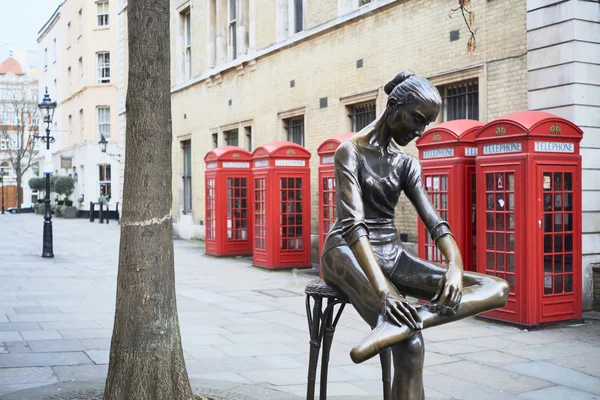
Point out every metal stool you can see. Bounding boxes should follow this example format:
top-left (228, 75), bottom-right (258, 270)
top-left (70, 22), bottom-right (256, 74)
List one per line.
top-left (305, 279), bottom-right (392, 400)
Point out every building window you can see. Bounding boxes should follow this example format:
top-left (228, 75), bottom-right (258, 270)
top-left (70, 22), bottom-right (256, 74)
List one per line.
top-left (78, 9), bottom-right (83, 35)
top-left (68, 67), bottom-right (72, 91)
top-left (182, 140), bottom-right (192, 214)
top-left (229, 0), bottom-right (237, 59)
top-left (97, 106), bottom-right (110, 139)
top-left (0, 135), bottom-right (9, 151)
top-left (224, 129), bottom-right (239, 146)
top-left (96, 52), bottom-right (110, 83)
top-left (79, 109), bottom-right (84, 141)
top-left (359, 0), bottom-right (372, 6)
top-left (67, 22), bottom-right (71, 45)
top-left (284, 115), bottom-right (304, 147)
top-left (349, 101), bottom-right (376, 132)
top-left (182, 9), bottom-right (191, 80)
top-left (97, 1), bottom-right (109, 26)
top-left (245, 126), bottom-right (252, 151)
top-left (44, 48), bottom-right (48, 68)
top-left (99, 164), bottom-right (111, 199)
top-left (438, 79), bottom-right (479, 122)
top-left (293, 0), bottom-right (304, 34)
top-left (211, 132), bottom-right (218, 149)
top-left (53, 39), bottom-right (57, 62)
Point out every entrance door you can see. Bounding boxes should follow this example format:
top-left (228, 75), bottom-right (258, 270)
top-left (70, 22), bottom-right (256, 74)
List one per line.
top-left (538, 166), bottom-right (580, 323)
top-left (479, 166), bottom-right (520, 322)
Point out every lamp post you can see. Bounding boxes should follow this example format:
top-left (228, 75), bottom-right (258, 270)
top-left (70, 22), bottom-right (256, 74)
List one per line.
top-left (0, 166), bottom-right (5, 214)
top-left (34, 88), bottom-right (56, 258)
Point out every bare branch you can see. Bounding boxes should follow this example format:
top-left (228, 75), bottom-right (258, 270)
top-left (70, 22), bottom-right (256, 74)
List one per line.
top-left (450, 1), bottom-right (477, 53)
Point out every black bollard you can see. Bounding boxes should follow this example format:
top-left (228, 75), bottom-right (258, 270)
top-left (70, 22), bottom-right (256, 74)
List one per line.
top-left (89, 202), bottom-right (95, 222)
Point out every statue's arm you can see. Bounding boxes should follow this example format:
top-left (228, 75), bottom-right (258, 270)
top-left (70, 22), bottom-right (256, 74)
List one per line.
top-left (403, 157), bottom-right (463, 311)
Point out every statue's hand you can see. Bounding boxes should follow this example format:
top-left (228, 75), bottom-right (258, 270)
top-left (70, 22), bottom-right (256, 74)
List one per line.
top-left (431, 261), bottom-right (463, 315)
top-left (379, 291), bottom-right (422, 330)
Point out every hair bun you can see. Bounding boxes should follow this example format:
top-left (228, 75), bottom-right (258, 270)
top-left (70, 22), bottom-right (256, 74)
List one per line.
top-left (384, 70), bottom-right (415, 95)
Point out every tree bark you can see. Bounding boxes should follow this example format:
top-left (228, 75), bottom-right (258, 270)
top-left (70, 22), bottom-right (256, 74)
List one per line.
top-left (103, 0), bottom-right (193, 399)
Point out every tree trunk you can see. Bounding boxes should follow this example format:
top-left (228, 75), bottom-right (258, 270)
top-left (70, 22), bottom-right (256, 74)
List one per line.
top-left (16, 174), bottom-right (22, 213)
top-left (103, 1), bottom-right (193, 399)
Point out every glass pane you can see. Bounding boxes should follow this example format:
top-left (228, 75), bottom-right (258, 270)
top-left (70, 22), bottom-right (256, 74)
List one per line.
top-left (544, 276), bottom-right (552, 295)
top-left (507, 234), bottom-right (515, 252)
top-left (486, 252), bottom-right (494, 269)
top-left (565, 214), bottom-right (573, 231)
top-left (544, 194), bottom-right (552, 211)
top-left (507, 214), bottom-right (515, 232)
top-left (565, 274), bottom-right (573, 292)
top-left (496, 173), bottom-right (504, 190)
top-left (497, 253), bottom-right (505, 271)
top-left (544, 214), bottom-right (552, 233)
top-left (554, 214), bottom-right (563, 232)
top-left (544, 256), bottom-right (552, 274)
top-left (496, 194), bottom-right (505, 211)
top-left (486, 213), bottom-right (494, 230)
top-left (441, 175), bottom-right (448, 191)
top-left (543, 172), bottom-right (552, 191)
top-left (544, 235), bottom-right (552, 253)
top-left (506, 194), bottom-right (514, 211)
top-left (486, 173), bottom-right (494, 191)
top-left (565, 254), bottom-right (573, 272)
top-left (554, 275), bottom-right (563, 294)
top-left (554, 194), bottom-right (563, 211)
top-left (554, 235), bottom-right (563, 252)
top-left (486, 194), bottom-right (494, 210)
top-left (565, 172), bottom-right (572, 190)
top-left (507, 173), bottom-right (514, 191)
top-left (496, 214), bottom-right (505, 231)
top-left (565, 234), bottom-right (573, 252)
top-left (564, 193), bottom-right (572, 211)
top-left (507, 254), bottom-right (515, 272)
top-left (554, 172), bottom-right (562, 191)
top-left (486, 233), bottom-right (494, 250)
top-left (496, 234), bottom-right (505, 251)
top-left (296, 177), bottom-right (302, 188)
top-left (554, 254), bottom-right (563, 273)
top-left (281, 178), bottom-right (287, 189)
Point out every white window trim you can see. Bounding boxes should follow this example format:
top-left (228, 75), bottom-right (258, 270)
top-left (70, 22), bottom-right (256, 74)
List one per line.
top-left (97, 1), bottom-right (109, 27)
top-left (96, 52), bottom-right (110, 83)
top-left (97, 106), bottom-right (111, 139)
top-left (182, 9), bottom-right (191, 80)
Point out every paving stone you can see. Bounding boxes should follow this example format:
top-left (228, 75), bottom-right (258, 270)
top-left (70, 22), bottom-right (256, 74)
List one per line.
top-left (13, 307), bottom-right (61, 315)
top-left (277, 382), bottom-right (371, 397)
top-left (4, 341), bottom-right (32, 354)
top-left (58, 329), bottom-right (113, 339)
top-left (255, 355), bottom-right (305, 369)
top-left (221, 332), bottom-right (298, 344)
top-left (19, 329), bottom-right (63, 341)
top-left (183, 345), bottom-right (228, 360)
top-left (51, 366), bottom-right (77, 382)
top-left (458, 350), bottom-right (530, 367)
top-left (423, 372), bottom-right (519, 400)
top-left (430, 360), bottom-right (553, 393)
top-left (0, 332), bottom-right (23, 342)
top-left (502, 339), bottom-right (594, 361)
top-left (0, 323), bottom-right (41, 332)
top-left (520, 385), bottom-right (600, 400)
top-left (0, 352), bottom-right (92, 368)
top-left (80, 338), bottom-right (112, 350)
top-left (186, 356), bottom-right (272, 374)
top-left (84, 349), bottom-right (109, 364)
top-left (218, 343), bottom-right (301, 357)
top-left (68, 364), bottom-right (109, 381)
top-left (504, 361), bottom-right (600, 396)
top-left (0, 366), bottom-right (58, 385)
top-left (38, 321), bottom-right (103, 330)
top-left (191, 371), bottom-right (253, 384)
top-left (240, 366), bottom-right (358, 386)
top-left (181, 333), bottom-right (233, 346)
top-left (0, 383), bottom-right (50, 397)
top-left (547, 349), bottom-right (600, 378)
top-left (426, 342), bottom-right (486, 355)
top-left (8, 313), bottom-right (113, 323)
top-left (424, 352), bottom-right (459, 367)
top-left (28, 339), bottom-right (86, 353)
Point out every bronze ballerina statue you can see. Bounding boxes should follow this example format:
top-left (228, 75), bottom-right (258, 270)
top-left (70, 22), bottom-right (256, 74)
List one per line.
top-left (321, 71), bottom-right (509, 399)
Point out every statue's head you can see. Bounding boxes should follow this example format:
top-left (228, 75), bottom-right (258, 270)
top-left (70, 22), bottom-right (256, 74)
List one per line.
top-left (385, 71), bottom-right (441, 146)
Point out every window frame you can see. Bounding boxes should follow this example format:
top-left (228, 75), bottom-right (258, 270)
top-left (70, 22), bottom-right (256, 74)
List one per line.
top-left (96, 52), bottom-right (110, 83)
top-left (348, 100), bottom-right (376, 132)
top-left (437, 79), bottom-right (479, 122)
top-left (284, 115), bottom-right (305, 147)
top-left (98, 164), bottom-right (112, 200)
top-left (97, 1), bottom-right (109, 27)
top-left (97, 106), bottom-right (111, 139)
top-left (223, 129), bottom-right (239, 147)
top-left (228, 0), bottom-right (238, 59)
top-left (182, 140), bottom-right (192, 214)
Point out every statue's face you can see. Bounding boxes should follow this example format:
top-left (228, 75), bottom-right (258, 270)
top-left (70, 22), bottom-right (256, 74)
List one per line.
top-left (387, 100), bottom-right (439, 146)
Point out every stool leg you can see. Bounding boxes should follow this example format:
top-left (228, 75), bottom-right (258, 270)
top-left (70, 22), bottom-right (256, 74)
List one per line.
top-left (380, 347), bottom-right (392, 400)
top-left (306, 295), bottom-right (323, 400)
top-left (319, 300), bottom-right (335, 400)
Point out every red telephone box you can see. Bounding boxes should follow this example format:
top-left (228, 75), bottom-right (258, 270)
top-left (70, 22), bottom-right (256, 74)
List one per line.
top-left (475, 111), bottom-right (582, 326)
top-left (204, 147), bottom-right (253, 257)
top-left (251, 141), bottom-right (312, 269)
top-left (416, 120), bottom-right (483, 272)
top-left (317, 132), bottom-right (355, 261)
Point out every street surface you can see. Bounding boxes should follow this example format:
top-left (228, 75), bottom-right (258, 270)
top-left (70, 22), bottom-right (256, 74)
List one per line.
top-left (0, 214), bottom-right (599, 399)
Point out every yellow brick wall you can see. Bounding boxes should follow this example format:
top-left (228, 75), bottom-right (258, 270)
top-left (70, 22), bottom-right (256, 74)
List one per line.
top-left (171, 0), bottom-right (528, 244)
top-left (306, 0), bottom-right (338, 29)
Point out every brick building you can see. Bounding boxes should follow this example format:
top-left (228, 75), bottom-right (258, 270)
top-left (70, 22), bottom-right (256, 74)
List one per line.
top-left (118, 0), bottom-right (598, 309)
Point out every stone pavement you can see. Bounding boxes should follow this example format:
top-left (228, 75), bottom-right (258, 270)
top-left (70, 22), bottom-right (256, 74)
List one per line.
top-left (0, 214), bottom-right (599, 400)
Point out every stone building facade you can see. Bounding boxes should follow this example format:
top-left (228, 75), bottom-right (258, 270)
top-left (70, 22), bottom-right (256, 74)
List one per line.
top-left (168, 0), bottom-right (528, 243)
top-left (37, 0), bottom-right (121, 213)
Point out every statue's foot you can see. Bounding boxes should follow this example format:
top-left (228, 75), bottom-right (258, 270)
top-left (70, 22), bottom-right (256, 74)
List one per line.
top-left (350, 321), bottom-right (411, 364)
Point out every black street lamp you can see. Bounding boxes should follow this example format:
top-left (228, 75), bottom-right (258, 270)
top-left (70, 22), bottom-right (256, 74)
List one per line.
top-left (0, 166), bottom-right (6, 214)
top-left (98, 134), bottom-right (121, 159)
top-left (33, 88), bottom-right (56, 258)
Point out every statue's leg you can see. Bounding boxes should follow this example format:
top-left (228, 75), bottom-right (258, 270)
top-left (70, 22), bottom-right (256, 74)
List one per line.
top-left (390, 332), bottom-right (425, 400)
top-left (351, 250), bottom-right (509, 363)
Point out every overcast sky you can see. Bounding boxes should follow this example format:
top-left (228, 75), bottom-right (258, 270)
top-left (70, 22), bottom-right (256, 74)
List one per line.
top-left (0, 0), bottom-right (64, 52)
